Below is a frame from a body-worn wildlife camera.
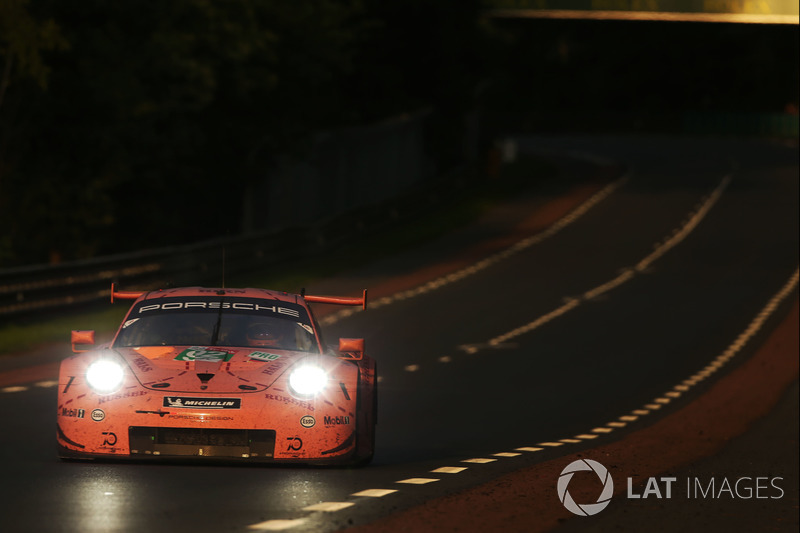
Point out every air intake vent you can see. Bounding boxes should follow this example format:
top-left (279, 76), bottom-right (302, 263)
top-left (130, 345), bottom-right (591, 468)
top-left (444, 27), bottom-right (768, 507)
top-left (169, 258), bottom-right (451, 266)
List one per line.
top-left (129, 427), bottom-right (275, 458)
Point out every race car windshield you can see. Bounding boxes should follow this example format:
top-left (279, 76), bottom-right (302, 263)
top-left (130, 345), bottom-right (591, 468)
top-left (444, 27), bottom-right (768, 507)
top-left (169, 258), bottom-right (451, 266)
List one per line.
top-left (114, 297), bottom-right (317, 352)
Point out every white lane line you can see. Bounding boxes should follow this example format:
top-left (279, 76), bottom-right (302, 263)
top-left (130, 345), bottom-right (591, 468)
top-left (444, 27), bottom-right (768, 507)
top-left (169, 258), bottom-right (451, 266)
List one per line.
top-left (307, 270), bottom-right (796, 533)
top-left (635, 176), bottom-right (730, 272)
top-left (530, 266), bottom-right (798, 462)
top-left (396, 478), bottom-right (439, 485)
top-left (492, 452), bottom-right (522, 457)
top-left (34, 380), bottom-right (58, 388)
top-left (248, 519), bottom-right (307, 531)
top-left (352, 489), bottom-right (397, 498)
top-left (480, 176), bottom-right (730, 349)
top-left (302, 502), bottom-right (354, 512)
top-left (431, 467), bottom-right (468, 474)
top-left (319, 176), bottom-right (627, 326)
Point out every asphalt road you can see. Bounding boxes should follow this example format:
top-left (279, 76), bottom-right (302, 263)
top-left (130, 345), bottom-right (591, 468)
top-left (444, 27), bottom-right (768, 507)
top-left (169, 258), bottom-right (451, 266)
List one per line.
top-left (0, 136), bottom-right (797, 533)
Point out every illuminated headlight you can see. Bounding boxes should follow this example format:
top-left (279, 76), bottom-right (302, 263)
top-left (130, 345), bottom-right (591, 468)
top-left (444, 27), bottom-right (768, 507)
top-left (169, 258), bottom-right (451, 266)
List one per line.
top-left (288, 364), bottom-right (328, 397)
top-left (85, 360), bottom-right (125, 394)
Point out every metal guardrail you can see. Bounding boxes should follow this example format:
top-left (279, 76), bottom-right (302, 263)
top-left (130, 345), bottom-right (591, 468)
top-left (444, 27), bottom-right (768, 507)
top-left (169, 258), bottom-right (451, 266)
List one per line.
top-left (0, 169), bottom-right (470, 318)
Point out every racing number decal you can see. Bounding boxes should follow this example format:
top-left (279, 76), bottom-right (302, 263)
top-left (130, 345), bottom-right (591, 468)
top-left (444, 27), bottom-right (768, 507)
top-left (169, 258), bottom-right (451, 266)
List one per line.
top-left (102, 432), bottom-right (117, 446)
top-left (286, 437), bottom-right (303, 451)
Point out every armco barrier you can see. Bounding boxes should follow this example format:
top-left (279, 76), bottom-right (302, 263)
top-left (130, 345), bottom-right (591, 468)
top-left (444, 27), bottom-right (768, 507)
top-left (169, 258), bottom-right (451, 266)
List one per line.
top-left (0, 168), bottom-right (469, 318)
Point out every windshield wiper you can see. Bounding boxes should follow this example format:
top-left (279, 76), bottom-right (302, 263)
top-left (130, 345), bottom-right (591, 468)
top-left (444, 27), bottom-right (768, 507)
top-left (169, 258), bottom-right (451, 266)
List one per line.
top-left (210, 295), bottom-right (225, 346)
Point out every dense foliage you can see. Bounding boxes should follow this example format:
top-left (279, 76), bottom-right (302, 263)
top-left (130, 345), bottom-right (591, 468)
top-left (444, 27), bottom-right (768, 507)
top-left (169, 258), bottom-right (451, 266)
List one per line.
top-left (0, 0), bottom-right (487, 266)
top-left (0, 1), bottom-right (796, 267)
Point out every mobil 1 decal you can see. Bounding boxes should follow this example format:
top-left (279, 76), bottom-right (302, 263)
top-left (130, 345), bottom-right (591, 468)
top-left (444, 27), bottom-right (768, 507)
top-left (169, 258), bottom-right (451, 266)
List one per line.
top-left (174, 347), bottom-right (235, 362)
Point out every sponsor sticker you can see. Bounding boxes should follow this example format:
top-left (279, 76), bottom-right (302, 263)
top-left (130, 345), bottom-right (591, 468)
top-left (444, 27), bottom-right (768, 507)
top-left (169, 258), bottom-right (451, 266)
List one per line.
top-left (323, 415), bottom-right (350, 426)
top-left (102, 432), bottom-right (117, 446)
top-left (61, 408), bottom-right (85, 418)
top-left (163, 396), bottom-right (242, 409)
top-left (300, 415), bottom-right (316, 428)
top-left (174, 347), bottom-right (235, 362)
top-left (248, 351), bottom-right (282, 362)
top-left (91, 409), bottom-right (105, 422)
top-left (138, 300), bottom-right (301, 318)
top-left (97, 389), bottom-right (148, 405)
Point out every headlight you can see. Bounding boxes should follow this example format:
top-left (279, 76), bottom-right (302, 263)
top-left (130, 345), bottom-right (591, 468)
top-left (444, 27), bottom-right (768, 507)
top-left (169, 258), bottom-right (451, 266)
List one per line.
top-left (85, 360), bottom-right (125, 394)
top-left (288, 364), bottom-right (328, 397)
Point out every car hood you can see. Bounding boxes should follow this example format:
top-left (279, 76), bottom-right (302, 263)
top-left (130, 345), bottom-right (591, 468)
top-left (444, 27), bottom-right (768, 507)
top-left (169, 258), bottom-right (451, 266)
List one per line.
top-left (115, 345), bottom-right (312, 393)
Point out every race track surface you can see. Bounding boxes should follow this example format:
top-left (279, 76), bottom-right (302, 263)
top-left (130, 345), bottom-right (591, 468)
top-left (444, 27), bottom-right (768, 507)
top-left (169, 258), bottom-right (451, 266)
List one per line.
top-left (0, 136), bottom-right (797, 533)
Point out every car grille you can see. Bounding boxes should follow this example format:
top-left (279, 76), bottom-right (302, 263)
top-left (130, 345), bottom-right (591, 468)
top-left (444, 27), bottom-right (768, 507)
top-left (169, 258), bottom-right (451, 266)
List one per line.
top-left (129, 427), bottom-right (275, 458)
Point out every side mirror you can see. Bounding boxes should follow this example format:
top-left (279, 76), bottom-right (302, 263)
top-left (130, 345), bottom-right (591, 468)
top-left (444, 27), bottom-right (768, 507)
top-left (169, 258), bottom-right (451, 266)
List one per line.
top-left (71, 330), bottom-right (96, 353)
top-left (338, 338), bottom-right (365, 360)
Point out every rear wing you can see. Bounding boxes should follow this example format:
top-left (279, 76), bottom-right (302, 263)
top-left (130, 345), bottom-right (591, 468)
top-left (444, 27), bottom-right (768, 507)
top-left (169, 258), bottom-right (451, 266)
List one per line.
top-left (110, 283), bottom-right (145, 303)
top-left (305, 289), bottom-right (367, 310)
top-left (110, 283), bottom-right (367, 310)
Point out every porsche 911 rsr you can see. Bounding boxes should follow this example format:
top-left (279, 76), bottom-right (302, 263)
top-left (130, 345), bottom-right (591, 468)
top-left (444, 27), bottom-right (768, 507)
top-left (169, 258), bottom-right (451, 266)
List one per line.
top-left (57, 285), bottom-right (376, 465)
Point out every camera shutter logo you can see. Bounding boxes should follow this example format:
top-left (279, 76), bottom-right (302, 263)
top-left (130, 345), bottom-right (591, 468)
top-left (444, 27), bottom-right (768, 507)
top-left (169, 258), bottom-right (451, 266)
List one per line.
top-left (557, 459), bottom-right (614, 516)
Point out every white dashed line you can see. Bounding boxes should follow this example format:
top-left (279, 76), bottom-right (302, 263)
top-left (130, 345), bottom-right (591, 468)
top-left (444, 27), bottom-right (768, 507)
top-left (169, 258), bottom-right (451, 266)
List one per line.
top-left (247, 519), bottom-right (307, 531)
top-left (461, 458), bottom-right (497, 464)
top-left (352, 489), bottom-right (397, 498)
top-left (302, 502), bottom-right (354, 512)
top-left (431, 467), bottom-right (468, 474)
top-left (396, 478), bottom-right (440, 485)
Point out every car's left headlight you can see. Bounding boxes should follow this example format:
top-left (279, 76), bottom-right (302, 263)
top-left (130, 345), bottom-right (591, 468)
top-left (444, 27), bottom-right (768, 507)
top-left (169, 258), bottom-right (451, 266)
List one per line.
top-left (288, 364), bottom-right (328, 397)
top-left (85, 359), bottom-right (125, 394)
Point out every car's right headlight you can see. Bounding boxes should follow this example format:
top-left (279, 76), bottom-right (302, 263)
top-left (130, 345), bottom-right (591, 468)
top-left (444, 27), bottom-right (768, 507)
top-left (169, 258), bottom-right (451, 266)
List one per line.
top-left (85, 359), bottom-right (125, 394)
